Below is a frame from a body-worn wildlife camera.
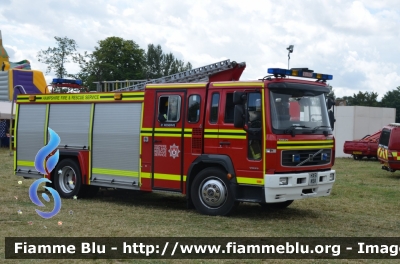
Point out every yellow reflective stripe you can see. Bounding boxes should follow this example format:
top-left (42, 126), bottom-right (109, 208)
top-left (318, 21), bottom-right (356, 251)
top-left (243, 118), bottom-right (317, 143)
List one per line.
top-left (155, 133), bottom-right (191, 138)
top-left (44, 104), bottom-right (49, 144)
top-left (212, 82), bottom-right (264, 87)
top-left (14, 104), bottom-right (19, 172)
top-left (219, 135), bottom-right (246, 139)
top-left (204, 129), bottom-right (219, 133)
top-left (141, 172), bottom-right (151, 178)
top-left (204, 134), bottom-right (218, 139)
top-left (277, 140), bottom-right (334, 145)
top-left (17, 160), bottom-right (35, 167)
top-left (88, 103), bottom-right (94, 184)
top-left (278, 145), bottom-right (334, 150)
top-left (140, 172), bottom-right (186, 181)
top-left (237, 177), bottom-right (264, 185)
top-left (141, 133), bottom-right (152, 137)
top-left (146, 83), bottom-right (206, 88)
top-left (154, 128), bottom-right (185, 132)
top-left (92, 168), bottom-right (138, 177)
top-left (17, 92), bottom-right (144, 103)
top-left (139, 102), bottom-right (145, 187)
top-left (218, 129), bottom-right (246, 134)
top-left (261, 88), bottom-right (266, 176)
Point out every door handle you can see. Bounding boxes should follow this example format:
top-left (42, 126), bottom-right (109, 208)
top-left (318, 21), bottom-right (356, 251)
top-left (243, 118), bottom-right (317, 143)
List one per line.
top-left (154, 140), bottom-right (162, 143)
top-left (219, 141), bottom-right (231, 145)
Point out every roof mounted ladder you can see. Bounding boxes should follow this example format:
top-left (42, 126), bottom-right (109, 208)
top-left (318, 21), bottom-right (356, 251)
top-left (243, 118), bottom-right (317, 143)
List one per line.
top-left (115, 59), bottom-right (241, 91)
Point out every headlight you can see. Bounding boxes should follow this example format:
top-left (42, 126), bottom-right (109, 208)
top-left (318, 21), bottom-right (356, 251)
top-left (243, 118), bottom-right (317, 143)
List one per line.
top-left (279, 177), bottom-right (288, 185)
top-left (329, 173), bottom-right (335, 181)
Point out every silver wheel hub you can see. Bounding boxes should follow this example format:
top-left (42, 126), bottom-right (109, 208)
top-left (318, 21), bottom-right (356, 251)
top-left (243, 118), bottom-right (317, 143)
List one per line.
top-left (199, 178), bottom-right (227, 208)
top-left (58, 166), bottom-right (76, 194)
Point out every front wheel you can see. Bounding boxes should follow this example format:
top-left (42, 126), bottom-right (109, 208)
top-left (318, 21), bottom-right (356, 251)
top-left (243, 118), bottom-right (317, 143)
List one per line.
top-left (53, 159), bottom-right (83, 198)
top-left (191, 167), bottom-right (236, 216)
top-left (259, 200), bottom-right (293, 210)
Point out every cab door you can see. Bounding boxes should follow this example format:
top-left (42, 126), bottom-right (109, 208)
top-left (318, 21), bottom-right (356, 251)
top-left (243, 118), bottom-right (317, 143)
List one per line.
top-left (152, 91), bottom-right (186, 191)
top-left (218, 90), bottom-right (264, 185)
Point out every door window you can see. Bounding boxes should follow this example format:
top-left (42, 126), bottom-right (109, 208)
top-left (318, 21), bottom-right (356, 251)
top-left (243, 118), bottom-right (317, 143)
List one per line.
top-left (158, 95), bottom-right (181, 122)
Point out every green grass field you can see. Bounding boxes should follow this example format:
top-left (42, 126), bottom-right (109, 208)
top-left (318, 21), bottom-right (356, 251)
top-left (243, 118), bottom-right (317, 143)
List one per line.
top-left (1, 147), bottom-right (399, 263)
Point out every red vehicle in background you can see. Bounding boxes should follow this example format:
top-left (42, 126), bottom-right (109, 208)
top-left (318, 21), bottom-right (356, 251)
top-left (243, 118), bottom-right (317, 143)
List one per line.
top-left (377, 123), bottom-right (400, 172)
top-left (343, 130), bottom-right (381, 160)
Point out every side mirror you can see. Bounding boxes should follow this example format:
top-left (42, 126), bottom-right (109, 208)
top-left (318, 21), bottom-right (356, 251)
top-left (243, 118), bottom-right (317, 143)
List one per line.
top-left (234, 105), bottom-right (245, 128)
top-left (233, 92), bottom-right (246, 105)
top-left (328, 110), bottom-right (335, 130)
top-left (326, 98), bottom-right (335, 110)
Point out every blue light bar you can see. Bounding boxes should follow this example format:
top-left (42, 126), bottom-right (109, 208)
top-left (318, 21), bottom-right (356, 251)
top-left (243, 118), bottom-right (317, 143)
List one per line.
top-left (52, 78), bottom-right (83, 85)
top-left (268, 68), bottom-right (333, 81)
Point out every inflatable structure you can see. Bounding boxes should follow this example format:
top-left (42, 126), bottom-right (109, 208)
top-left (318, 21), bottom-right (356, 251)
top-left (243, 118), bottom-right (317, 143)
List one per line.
top-left (0, 30), bottom-right (48, 101)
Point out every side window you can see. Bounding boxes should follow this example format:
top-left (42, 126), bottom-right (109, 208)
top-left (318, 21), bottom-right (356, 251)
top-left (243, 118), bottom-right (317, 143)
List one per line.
top-left (210, 93), bottom-right (220, 123)
top-left (188, 95), bottom-right (201, 123)
top-left (247, 93), bottom-right (261, 128)
top-left (158, 95), bottom-right (181, 122)
top-left (224, 93), bottom-right (234, 123)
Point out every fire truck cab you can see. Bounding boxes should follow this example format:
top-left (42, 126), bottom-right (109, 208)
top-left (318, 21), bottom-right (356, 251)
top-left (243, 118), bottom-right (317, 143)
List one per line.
top-left (14, 60), bottom-right (336, 216)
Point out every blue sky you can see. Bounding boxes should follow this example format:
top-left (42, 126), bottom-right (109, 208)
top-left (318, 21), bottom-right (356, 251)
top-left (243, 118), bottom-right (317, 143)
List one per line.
top-left (1, 0), bottom-right (399, 99)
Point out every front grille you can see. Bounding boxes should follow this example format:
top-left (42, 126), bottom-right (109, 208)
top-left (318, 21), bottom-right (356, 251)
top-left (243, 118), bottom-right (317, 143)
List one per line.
top-left (282, 149), bottom-right (331, 166)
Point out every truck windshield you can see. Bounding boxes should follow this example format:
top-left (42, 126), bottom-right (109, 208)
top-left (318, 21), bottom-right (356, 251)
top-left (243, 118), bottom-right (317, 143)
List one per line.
top-left (269, 90), bottom-right (331, 135)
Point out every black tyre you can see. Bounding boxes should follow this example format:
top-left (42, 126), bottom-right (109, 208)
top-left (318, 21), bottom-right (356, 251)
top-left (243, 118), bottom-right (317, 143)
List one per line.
top-left (53, 158), bottom-right (83, 198)
top-left (259, 200), bottom-right (293, 210)
top-left (353, 155), bottom-right (362, 160)
top-left (191, 167), bottom-right (236, 216)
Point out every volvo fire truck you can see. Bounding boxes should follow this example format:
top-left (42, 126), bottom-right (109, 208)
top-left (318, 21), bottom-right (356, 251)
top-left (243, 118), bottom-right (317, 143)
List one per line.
top-left (14, 59), bottom-right (336, 216)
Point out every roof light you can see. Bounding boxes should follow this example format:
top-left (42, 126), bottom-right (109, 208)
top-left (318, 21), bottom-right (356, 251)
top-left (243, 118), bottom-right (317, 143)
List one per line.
top-left (267, 68), bottom-right (333, 81)
top-left (52, 78), bottom-right (83, 85)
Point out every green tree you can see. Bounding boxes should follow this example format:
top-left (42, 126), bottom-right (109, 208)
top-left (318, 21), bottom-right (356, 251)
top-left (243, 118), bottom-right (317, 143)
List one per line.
top-left (37, 36), bottom-right (78, 78)
top-left (74, 37), bottom-right (147, 90)
top-left (381, 87), bottom-right (400, 122)
top-left (146, 44), bottom-right (192, 78)
top-left (337, 91), bottom-right (379, 107)
top-left (351, 91), bottom-right (379, 106)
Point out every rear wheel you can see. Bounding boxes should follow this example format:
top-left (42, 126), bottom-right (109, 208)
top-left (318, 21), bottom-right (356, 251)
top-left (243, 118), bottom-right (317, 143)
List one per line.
top-left (53, 159), bottom-right (83, 198)
top-left (191, 167), bottom-right (236, 216)
top-left (259, 200), bottom-right (293, 210)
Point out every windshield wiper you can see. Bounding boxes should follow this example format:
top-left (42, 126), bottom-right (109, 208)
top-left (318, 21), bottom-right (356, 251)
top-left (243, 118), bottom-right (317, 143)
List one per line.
top-left (284, 125), bottom-right (310, 137)
top-left (311, 126), bottom-right (331, 136)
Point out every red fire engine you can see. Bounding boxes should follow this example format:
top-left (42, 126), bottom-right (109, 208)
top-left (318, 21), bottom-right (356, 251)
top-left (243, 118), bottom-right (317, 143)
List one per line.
top-left (14, 59), bottom-right (336, 216)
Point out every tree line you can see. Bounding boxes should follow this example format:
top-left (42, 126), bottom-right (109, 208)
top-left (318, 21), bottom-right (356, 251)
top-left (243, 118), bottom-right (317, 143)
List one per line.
top-left (37, 36), bottom-right (192, 91)
top-left (332, 89), bottom-right (400, 122)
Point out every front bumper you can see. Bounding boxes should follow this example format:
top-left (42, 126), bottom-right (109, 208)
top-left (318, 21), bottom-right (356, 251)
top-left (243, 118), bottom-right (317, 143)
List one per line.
top-left (264, 170), bottom-right (335, 203)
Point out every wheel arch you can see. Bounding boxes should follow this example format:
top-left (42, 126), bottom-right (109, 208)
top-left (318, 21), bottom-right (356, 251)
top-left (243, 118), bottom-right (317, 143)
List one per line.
top-left (186, 154), bottom-right (236, 206)
top-left (51, 150), bottom-right (89, 185)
